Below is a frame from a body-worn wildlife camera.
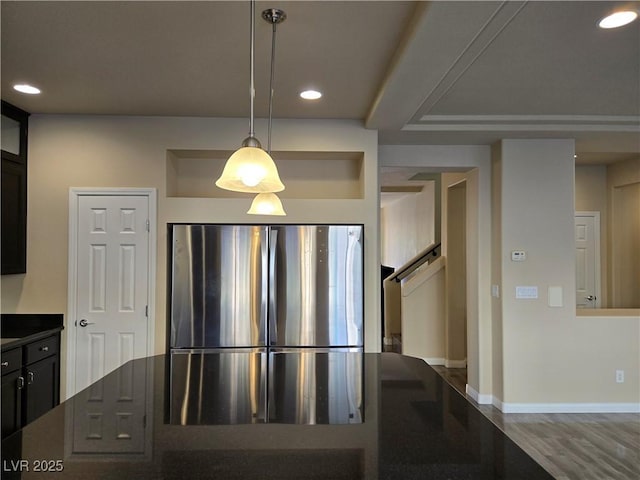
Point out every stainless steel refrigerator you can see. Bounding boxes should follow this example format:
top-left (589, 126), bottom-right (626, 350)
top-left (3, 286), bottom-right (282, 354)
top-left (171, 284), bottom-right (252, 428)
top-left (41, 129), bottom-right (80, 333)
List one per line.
top-left (168, 224), bottom-right (363, 424)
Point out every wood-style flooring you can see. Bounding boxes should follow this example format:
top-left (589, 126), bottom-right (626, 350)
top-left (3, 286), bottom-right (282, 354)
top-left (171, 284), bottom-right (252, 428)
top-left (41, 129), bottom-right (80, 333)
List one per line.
top-left (431, 365), bottom-right (640, 480)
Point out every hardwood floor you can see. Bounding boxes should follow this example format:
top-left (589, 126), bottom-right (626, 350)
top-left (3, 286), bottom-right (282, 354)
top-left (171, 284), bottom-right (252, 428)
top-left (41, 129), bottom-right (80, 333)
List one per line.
top-left (430, 365), bottom-right (640, 480)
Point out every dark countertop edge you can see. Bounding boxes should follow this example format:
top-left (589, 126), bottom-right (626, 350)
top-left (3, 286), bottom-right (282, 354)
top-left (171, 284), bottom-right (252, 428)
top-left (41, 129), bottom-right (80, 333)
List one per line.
top-left (1, 313), bottom-right (64, 352)
top-left (1, 313), bottom-right (64, 331)
top-left (1, 326), bottom-right (64, 352)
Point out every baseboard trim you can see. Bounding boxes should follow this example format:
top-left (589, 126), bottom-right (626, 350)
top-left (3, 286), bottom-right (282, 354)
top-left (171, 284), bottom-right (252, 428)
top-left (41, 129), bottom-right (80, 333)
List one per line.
top-left (498, 402), bottom-right (640, 413)
top-left (465, 385), bottom-right (493, 404)
top-left (445, 359), bottom-right (467, 368)
top-left (421, 357), bottom-right (445, 365)
top-left (462, 389), bottom-right (639, 413)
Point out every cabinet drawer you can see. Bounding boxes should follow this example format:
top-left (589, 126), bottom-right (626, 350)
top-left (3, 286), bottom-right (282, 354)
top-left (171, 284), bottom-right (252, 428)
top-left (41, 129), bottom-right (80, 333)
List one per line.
top-left (1, 348), bottom-right (22, 374)
top-left (25, 336), bottom-right (58, 364)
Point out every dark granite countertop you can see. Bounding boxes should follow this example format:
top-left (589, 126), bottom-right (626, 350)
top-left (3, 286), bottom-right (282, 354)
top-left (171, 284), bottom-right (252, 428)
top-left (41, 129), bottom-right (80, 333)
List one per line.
top-left (1, 352), bottom-right (553, 479)
top-left (1, 314), bottom-right (64, 351)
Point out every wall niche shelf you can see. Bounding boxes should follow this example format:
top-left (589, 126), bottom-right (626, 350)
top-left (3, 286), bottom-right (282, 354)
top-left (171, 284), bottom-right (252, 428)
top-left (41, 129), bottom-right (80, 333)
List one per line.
top-left (166, 149), bottom-right (364, 199)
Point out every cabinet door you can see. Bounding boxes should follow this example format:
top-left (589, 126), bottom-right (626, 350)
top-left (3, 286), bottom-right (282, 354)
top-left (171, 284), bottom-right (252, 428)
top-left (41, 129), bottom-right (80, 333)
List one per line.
top-left (24, 355), bottom-right (59, 424)
top-left (1, 370), bottom-right (23, 438)
top-left (1, 158), bottom-right (27, 274)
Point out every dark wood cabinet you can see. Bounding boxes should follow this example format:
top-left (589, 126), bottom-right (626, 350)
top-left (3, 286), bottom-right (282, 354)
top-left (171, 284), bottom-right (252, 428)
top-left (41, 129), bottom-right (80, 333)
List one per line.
top-left (1, 333), bottom-right (60, 439)
top-left (1, 160), bottom-right (27, 273)
top-left (25, 354), bottom-right (60, 423)
top-left (1, 100), bottom-right (29, 275)
top-left (1, 369), bottom-right (23, 438)
top-left (1, 348), bottom-right (23, 439)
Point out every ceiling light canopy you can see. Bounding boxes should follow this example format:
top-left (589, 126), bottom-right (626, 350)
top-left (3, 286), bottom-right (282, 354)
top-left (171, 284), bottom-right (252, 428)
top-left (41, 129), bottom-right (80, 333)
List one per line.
top-left (300, 90), bottom-right (322, 100)
top-left (13, 84), bottom-right (41, 95)
top-left (598, 10), bottom-right (638, 29)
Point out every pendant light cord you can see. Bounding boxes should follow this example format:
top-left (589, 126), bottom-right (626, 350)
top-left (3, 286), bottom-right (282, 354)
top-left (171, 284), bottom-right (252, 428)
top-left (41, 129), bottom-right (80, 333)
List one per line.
top-left (267, 21), bottom-right (277, 154)
top-left (249, 0), bottom-right (256, 138)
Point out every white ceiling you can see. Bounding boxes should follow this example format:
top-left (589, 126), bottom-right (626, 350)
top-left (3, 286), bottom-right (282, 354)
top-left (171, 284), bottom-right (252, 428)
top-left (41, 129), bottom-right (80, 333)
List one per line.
top-left (2, 1), bottom-right (639, 171)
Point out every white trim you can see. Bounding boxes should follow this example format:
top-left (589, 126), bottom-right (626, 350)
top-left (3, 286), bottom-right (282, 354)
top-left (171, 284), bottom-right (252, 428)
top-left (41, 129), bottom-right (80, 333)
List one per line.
top-left (498, 402), bottom-right (640, 414)
top-left (445, 358), bottom-right (467, 368)
top-left (492, 396), bottom-right (505, 411)
top-left (575, 211), bottom-right (601, 308)
top-left (404, 123), bottom-right (640, 132)
top-left (465, 384), bottom-right (494, 405)
top-left (421, 357), bottom-right (445, 365)
top-left (417, 114), bottom-right (640, 124)
top-left (66, 187), bottom-right (157, 400)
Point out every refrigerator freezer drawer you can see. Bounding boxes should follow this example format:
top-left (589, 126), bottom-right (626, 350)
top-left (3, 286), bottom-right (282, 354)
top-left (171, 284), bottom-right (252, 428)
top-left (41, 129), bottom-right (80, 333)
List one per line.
top-left (169, 349), bottom-right (267, 424)
top-left (268, 348), bottom-right (363, 424)
top-left (170, 225), bottom-right (268, 348)
top-left (269, 225), bottom-right (363, 347)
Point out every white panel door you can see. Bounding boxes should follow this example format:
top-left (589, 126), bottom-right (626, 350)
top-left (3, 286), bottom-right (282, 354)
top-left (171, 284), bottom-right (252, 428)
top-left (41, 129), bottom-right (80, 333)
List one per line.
top-left (575, 213), bottom-right (600, 308)
top-left (74, 195), bottom-right (149, 392)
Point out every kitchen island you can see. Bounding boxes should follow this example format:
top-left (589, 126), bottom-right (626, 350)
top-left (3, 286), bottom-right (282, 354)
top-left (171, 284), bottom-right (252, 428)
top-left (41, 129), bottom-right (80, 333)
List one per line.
top-left (1, 352), bottom-right (553, 479)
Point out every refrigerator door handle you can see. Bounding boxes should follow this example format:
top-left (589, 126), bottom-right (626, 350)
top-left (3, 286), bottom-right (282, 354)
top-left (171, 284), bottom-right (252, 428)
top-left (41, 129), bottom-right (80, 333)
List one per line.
top-left (260, 227), bottom-right (269, 346)
top-left (268, 227), bottom-right (278, 345)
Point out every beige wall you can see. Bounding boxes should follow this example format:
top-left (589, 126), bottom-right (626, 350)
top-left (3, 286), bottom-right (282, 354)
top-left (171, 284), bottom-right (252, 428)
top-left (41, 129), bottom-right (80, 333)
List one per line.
top-left (380, 182), bottom-right (435, 269)
top-left (445, 180), bottom-right (467, 364)
top-left (495, 139), bottom-right (639, 408)
top-left (401, 257), bottom-right (446, 362)
top-left (1, 115), bottom-right (380, 395)
top-left (498, 139), bottom-right (576, 404)
top-left (608, 158), bottom-right (640, 309)
top-left (490, 144), bottom-right (504, 403)
top-left (575, 165), bottom-right (608, 212)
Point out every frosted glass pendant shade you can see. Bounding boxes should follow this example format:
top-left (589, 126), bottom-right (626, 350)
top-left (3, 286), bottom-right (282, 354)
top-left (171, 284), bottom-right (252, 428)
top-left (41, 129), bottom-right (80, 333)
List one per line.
top-left (216, 145), bottom-right (285, 193)
top-left (247, 192), bottom-right (286, 216)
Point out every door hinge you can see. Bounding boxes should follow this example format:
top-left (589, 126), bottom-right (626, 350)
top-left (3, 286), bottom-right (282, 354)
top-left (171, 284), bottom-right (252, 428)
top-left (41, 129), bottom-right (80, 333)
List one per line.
top-left (146, 219), bottom-right (150, 232)
top-left (145, 305), bottom-right (149, 317)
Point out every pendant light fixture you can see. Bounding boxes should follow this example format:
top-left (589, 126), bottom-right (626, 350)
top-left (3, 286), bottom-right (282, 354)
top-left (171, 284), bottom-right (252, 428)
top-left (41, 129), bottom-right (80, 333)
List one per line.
top-left (216, 0), bottom-right (285, 194)
top-left (248, 7), bottom-right (287, 216)
top-left (247, 192), bottom-right (286, 215)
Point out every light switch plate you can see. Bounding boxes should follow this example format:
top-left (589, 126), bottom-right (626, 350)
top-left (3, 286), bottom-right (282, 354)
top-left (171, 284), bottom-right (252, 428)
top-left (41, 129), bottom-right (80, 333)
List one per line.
top-left (511, 250), bottom-right (526, 261)
top-left (548, 286), bottom-right (563, 307)
top-left (516, 286), bottom-right (538, 299)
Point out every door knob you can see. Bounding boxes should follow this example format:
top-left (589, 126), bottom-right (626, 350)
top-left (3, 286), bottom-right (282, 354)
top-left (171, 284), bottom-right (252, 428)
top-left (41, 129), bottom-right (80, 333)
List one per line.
top-left (78, 319), bottom-right (95, 327)
top-left (585, 295), bottom-right (596, 301)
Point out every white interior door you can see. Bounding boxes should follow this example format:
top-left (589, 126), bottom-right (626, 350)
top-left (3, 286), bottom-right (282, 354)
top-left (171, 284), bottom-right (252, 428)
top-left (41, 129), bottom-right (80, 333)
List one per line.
top-left (73, 194), bottom-right (150, 393)
top-left (575, 213), bottom-right (600, 308)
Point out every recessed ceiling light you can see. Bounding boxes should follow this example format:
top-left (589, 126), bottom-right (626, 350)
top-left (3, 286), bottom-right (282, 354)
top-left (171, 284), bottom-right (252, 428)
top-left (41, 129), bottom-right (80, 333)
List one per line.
top-left (598, 10), bottom-right (638, 29)
top-left (300, 90), bottom-right (322, 100)
top-left (13, 84), bottom-right (41, 95)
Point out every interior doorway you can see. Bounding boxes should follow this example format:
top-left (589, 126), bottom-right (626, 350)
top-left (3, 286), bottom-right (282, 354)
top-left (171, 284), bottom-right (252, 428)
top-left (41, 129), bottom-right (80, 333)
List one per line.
top-left (446, 181), bottom-right (467, 369)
